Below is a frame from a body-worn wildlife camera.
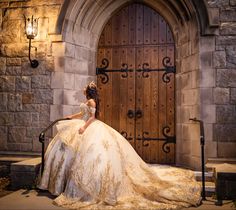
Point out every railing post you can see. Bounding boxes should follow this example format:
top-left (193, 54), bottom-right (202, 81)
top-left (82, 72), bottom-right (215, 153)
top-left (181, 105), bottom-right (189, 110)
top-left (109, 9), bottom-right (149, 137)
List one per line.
top-left (39, 132), bottom-right (45, 175)
top-left (189, 118), bottom-right (206, 201)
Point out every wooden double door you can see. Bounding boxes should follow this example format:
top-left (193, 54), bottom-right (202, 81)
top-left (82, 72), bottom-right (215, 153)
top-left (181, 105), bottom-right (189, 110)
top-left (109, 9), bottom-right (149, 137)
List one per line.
top-left (96, 3), bottom-right (175, 164)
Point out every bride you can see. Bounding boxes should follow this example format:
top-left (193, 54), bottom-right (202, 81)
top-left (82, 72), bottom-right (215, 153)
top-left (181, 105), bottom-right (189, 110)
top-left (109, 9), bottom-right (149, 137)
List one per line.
top-left (38, 81), bottom-right (201, 210)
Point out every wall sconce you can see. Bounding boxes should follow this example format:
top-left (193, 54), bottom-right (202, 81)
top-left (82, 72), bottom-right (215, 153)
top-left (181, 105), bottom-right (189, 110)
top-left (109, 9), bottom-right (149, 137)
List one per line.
top-left (25, 15), bottom-right (39, 68)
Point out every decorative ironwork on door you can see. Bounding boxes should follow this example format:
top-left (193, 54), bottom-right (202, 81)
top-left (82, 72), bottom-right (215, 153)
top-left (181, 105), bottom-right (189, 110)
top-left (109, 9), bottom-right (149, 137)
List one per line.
top-left (96, 57), bottom-right (176, 154)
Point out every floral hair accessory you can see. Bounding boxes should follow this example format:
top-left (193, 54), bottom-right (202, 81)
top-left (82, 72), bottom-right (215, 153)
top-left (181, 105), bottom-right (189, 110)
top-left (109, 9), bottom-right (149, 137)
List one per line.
top-left (88, 81), bottom-right (97, 89)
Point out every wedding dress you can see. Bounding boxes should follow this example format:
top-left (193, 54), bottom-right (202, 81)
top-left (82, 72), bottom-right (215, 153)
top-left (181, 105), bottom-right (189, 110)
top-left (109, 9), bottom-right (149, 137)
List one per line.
top-left (38, 103), bottom-right (201, 210)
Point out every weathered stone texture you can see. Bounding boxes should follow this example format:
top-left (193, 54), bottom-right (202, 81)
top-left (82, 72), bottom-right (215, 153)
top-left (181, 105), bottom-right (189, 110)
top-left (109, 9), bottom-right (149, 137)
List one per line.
top-left (8, 127), bottom-right (27, 143)
top-left (31, 75), bottom-right (51, 89)
top-left (231, 88), bottom-right (236, 104)
top-left (32, 89), bottom-right (53, 104)
top-left (220, 9), bottom-right (236, 21)
top-left (220, 22), bottom-right (236, 35)
top-left (216, 105), bottom-right (236, 123)
top-left (8, 93), bottom-right (22, 111)
top-left (16, 76), bottom-right (31, 92)
top-left (226, 46), bottom-right (236, 67)
top-left (6, 66), bottom-right (22, 75)
top-left (213, 87), bottom-right (230, 104)
top-left (214, 124), bottom-right (236, 142)
top-left (213, 51), bottom-right (226, 68)
top-left (0, 76), bottom-right (15, 91)
top-left (216, 69), bottom-right (236, 87)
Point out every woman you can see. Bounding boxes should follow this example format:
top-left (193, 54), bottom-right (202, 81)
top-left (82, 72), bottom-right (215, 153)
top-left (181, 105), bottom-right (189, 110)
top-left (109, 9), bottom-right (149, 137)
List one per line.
top-left (38, 81), bottom-right (201, 210)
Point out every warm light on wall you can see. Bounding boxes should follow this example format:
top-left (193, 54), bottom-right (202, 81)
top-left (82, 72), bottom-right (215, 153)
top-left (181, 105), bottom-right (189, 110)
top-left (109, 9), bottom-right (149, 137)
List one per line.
top-left (25, 15), bottom-right (39, 68)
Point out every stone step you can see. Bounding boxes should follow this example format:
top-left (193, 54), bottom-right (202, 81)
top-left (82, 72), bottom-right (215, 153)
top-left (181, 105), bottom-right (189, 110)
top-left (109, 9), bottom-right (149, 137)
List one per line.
top-left (194, 171), bottom-right (214, 182)
top-left (197, 181), bottom-right (216, 197)
top-left (10, 157), bottom-right (41, 189)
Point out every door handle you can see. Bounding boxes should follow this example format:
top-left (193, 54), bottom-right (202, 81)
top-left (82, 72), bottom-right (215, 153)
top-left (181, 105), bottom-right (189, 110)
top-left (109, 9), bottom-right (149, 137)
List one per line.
top-left (135, 109), bottom-right (143, 119)
top-left (127, 110), bottom-right (135, 119)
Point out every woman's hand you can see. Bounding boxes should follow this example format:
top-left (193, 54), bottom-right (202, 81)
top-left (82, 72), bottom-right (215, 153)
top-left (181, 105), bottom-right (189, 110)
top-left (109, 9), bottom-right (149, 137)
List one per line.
top-left (79, 126), bottom-right (86, 134)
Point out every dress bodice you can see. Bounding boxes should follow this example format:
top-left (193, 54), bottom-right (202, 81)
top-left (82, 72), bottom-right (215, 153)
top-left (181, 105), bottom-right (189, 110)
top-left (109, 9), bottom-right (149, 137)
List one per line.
top-left (80, 103), bottom-right (96, 121)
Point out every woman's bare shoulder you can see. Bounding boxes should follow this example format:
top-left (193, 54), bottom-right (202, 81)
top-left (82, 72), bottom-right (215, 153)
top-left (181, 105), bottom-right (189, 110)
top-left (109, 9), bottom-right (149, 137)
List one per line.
top-left (87, 99), bottom-right (96, 108)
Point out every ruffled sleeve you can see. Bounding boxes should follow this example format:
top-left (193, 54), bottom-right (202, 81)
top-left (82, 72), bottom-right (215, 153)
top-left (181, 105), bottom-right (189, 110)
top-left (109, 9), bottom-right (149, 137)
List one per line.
top-left (89, 106), bottom-right (96, 114)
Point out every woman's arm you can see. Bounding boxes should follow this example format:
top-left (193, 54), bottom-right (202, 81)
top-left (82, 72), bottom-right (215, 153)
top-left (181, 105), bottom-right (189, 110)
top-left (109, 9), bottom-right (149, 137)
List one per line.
top-left (66, 111), bottom-right (83, 119)
top-left (79, 99), bottom-right (96, 134)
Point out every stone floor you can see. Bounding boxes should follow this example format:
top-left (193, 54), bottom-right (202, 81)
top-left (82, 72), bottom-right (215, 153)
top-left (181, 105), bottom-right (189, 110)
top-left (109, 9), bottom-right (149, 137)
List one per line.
top-left (0, 189), bottom-right (235, 210)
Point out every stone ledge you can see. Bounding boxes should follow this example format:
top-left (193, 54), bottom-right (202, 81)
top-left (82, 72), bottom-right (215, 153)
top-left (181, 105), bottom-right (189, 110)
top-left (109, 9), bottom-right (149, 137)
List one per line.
top-left (10, 157), bottom-right (41, 189)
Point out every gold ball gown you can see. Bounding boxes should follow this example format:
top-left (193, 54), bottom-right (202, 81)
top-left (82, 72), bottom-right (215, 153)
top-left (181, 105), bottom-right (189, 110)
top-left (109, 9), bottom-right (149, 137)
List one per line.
top-left (38, 103), bottom-right (201, 210)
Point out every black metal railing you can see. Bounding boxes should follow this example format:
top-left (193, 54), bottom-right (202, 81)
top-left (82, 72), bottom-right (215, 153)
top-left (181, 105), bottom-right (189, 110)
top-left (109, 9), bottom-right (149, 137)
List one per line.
top-left (39, 118), bottom-right (71, 175)
top-left (189, 117), bottom-right (206, 201)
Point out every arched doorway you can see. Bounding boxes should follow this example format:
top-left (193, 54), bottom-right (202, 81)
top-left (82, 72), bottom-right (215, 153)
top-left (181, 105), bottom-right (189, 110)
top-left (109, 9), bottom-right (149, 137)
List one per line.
top-left (96, 3), bottom-right (175, 164)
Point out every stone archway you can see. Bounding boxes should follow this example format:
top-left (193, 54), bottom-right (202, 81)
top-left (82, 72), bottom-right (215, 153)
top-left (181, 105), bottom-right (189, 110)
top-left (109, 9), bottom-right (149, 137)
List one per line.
top-left (50, 0), bottom-right (219, 170)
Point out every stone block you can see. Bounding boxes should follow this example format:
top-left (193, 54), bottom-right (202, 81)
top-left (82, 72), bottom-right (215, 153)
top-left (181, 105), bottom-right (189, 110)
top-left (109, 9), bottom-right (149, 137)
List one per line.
top-left (65, 43), bottom-right (75, 58)
top-left (52, 42), bottom-right (65, 56)
top-left (0, 19), bottom-right (22, 43)
top-left (207, 0), bottom-right (229, 7)
top-left (72, 59), bottom-right (89, 74)
top-left (217, 69), bottom-right (236, 87)
top-left (204, 123), bottom-right (213, 142)
top-left (201, 104), bottom-right (216, 123)
top-left (8, 126), bottom-right (27, 143)
top-left (214, 123), bottom-right (236, 142)
top-left (26, 127), bottom-right (44, 138)
top-left (226, 46), bottom-right (236, 67)
top-left (75, 46), bottom-right (90, 61)
top-left (54, 56), bottom-right (65, 72)
top-left (200, 88), bottom-right (213, 104)
top-left (208, 7), bottom-right (219, 26)
top-left (31, 75), bottom-right (51, 89)
top-left (63, 89), bottom-right (85, 106)
top-left (0, 76), bottom-right (15, 91)
top-left (0, 112), bottom-right (14, 126)
top-left (51, 72), bottom-right (64, 88)
top-left (8, 93), bottom-right (22, 111)
top-left (199, 68), bottom-right (215, 88)
top-left (22, 104), bottom-right (41, 112)
top-left (213, 87), bottom-right (229, 104)
top-left (181, 139), bottom-right (191, 155)
top-left (220, 22), bottom-right (236, 35)
top-left (213, 51), bottom-right (226, 68)
top-left (22, 93), bottom-right (33, 104)
top-left (181, 54), bottom-right (199, 72)
top-left (53, 89), bottom-right (63, 105)
top-left (230, 88), bottom-right (236, 104)
top-left (31, 112), bottom-right (40, 127)
top-left (216, 105), bottom-right (236, 123)
top-left (0, 126), bottom-right (7, 150)
top-left (0, 43), bottom-right (28, 57)
top-left (50, 104), bottom-right (62, 121)
top-left (0, 93), bottom-right (7, 111)
top-left (181, 89), bottom-right (198, 105)
top-left (6, 58), bottom-right (21, 66)
top-left (200, 51), bottom-right (212, 69)
top-left (200, 36), bottom-right (216, 52)
top-left (218, 142), bottom-right (236, 158)
top-left (220, 9), bottom-right (236, 21)
top-left (20, 143), bottom-right (33, 151)
top-left (10, 157), bottom-right (41, 189)
top-left (32, 89), bottom-right (53, 104)
top-left (16, 76), bottom-right (31, 92)
top-left (62, 105), bottom-right (74, 117)
top-left (216, 36), bottom-right (236, 45)
top-left (7, 143), bottom-right (21, 151)
top-left (74, 74), bottom-right (91, 90)
top-left (182, 123), bottom-right (199, 141)
top-left (14, 112), bottom-right (31, 126)
top-left (33, 138), bottom-right (42, 152)
top-left (191, 140), bottom-right (201, 157)
top-left (179, 72), bottom-right (191, 90)
top-left (6, 66), bottom-right (21, 75)
top-left (205, 140), bottom-right (217, 158)
top-left (230, 0), bottom-right (236, 6)
top-left (64, 73), bottom-right (75, 90)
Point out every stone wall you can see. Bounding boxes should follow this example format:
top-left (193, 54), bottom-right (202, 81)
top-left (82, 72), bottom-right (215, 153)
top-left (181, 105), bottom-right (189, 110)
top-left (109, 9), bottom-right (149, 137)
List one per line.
top-left (208, 0), bottom-right (236, 158)
top-left (0, 0), bottom-right (63, 152)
